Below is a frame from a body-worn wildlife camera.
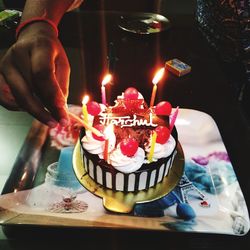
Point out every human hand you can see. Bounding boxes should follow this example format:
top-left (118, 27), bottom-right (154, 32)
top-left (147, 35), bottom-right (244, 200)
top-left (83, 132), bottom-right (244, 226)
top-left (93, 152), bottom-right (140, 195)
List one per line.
top-left (0, 22), bottom-right (70, 127)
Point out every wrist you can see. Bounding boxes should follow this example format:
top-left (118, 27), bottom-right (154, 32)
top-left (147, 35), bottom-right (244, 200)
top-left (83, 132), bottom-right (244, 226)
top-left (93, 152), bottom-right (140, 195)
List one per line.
top-left (16, 17), bottom-right (58, 40)
top-left (20, 0), bottom-right (72, 25)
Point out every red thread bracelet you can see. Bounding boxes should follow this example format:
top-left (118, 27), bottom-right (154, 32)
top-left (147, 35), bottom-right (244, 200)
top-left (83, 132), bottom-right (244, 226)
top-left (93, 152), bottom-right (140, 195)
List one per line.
top-left (16, 17), bottom-right (58, 40)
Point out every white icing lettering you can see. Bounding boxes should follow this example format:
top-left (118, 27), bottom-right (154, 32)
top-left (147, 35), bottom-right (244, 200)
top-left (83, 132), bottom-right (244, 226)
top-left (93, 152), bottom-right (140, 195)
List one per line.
top-left (99, 113), bottom-right (157, 128)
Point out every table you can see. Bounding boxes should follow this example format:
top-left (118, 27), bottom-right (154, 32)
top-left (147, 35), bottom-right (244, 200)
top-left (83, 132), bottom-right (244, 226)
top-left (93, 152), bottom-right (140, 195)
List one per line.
top-left (0, 10), bottom-right (249, 249)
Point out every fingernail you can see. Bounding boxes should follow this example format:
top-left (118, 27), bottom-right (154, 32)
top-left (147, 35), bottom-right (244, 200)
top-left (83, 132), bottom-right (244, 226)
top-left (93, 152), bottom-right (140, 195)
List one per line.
top-left (47, 121), bottom-right (58, 128)
top-left (60, 118), bottom-right (69, 127)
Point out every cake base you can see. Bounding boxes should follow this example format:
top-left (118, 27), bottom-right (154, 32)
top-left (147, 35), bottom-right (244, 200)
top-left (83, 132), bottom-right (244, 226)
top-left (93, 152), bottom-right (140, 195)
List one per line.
top-left (73, 140), bottom-right (185, 213)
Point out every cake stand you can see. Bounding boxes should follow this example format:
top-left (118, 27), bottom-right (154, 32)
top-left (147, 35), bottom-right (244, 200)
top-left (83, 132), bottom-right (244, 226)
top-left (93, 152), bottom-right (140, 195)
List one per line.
top-left (73, 140), bottom-right (185, 213)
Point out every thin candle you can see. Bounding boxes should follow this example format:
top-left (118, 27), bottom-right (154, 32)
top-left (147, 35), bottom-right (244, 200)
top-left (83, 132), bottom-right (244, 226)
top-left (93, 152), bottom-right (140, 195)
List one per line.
top-left (104, 139), bottom-right (109, 163)
top-left (150, 67), bottom-right (165, 107)
top-left (101, 74), bottom-right (112, 105)
top-left (82, 95), bottom-right (89, 124)
top-left (150, 84), bottom-right (157, 108)
top-left (68, 112), bottom-right (103, 137)
top-left (169, 106), bottom-right (179, 132)
top-left (148, 131), bottom-right (157, 163)
top-left (103, 124), bottom-right (113, 163)
top-left (101, 85), bottom-right (106, 105)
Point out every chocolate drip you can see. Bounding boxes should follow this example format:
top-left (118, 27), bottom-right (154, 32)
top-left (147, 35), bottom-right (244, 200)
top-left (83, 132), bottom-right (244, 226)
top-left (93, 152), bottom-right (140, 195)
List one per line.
top-left (79, 126), bottom-right (179, 192)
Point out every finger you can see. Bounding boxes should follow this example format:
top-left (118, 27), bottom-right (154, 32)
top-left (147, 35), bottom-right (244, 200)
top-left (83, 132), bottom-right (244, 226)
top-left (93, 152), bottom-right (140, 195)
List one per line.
top-left (55, 48), bottom-right (70, 98)
top-left (11, 43), bottom-right (32, 88)
top-left (1, 64), bottom-right (57, 127)
top-left (0, 73), bottom-right (19, 110)
top-left (54, 51), bottom-right (70, 125)
top-left (30, 45), bottom-right (68, 124)
top-left (54, 45), bottom-right (71, 127)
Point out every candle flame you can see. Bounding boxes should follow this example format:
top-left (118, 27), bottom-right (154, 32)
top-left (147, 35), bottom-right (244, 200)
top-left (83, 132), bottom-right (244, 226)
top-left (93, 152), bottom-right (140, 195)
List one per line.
top-left (102, 74), bottom-right (112, 86)
top-left (82, 95), bottom-right (89, 105)
top-left (152, 67), bottom-right (165, 85)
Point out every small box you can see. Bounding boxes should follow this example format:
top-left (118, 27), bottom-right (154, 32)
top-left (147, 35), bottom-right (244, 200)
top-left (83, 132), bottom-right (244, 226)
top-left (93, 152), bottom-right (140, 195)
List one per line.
top-left (165, 58), bottom-right (191, 77)
top-left (0, 9), bottom-right (21, 26)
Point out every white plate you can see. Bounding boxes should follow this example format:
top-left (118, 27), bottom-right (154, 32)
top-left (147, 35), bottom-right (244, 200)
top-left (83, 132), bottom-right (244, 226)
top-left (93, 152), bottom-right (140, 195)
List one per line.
top-left (0, 109), bottom-right (249, 235)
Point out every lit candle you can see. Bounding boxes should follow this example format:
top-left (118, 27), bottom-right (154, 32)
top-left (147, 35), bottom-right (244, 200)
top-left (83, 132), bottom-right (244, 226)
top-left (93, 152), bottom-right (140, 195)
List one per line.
top-left (68, 112), bottom-right (103, 138)
top-left (101, 74), bottom-right (112, 105)
top-left (82, 95), bottom-right (89, 124)
top-left (148, 131), bottom-right (157, 162)
top-left (150, 67), bottom-right (165, 107)
top-left (104, 124), bottom-right (113, 163)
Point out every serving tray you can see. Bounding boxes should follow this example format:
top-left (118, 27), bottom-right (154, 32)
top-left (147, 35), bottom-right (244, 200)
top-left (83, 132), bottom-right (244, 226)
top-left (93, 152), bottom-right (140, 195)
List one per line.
top-left (0, 108), bottom-right (249, 235)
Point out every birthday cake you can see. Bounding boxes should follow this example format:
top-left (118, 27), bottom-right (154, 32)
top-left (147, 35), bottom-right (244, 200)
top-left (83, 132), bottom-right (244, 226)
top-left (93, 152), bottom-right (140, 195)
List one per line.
top-left (79, 86), bottom-right (179, 192)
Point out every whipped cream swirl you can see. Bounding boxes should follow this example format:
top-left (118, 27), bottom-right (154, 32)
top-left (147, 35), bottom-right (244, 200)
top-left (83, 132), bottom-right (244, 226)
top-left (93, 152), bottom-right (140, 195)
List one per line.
top-left (145, 135), bottom-right (176, 162)
top-left (81, 130), bottom-right (116, 156)
top-left (110, 144), bottom-right (145, 173)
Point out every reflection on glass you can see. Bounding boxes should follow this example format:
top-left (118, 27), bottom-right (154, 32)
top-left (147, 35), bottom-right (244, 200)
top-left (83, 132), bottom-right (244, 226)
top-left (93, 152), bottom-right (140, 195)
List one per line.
top-left (118, 13), bottom-right (171, 34)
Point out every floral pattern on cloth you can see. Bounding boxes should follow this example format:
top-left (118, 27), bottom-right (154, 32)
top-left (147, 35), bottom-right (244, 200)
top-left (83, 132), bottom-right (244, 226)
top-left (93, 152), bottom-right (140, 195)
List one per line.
top-left (49, 106), bottom-right (82, 149)
top-left (134, 151), bottom-right (249, 235)
top-left (188, 151), bottom-right (237, 195)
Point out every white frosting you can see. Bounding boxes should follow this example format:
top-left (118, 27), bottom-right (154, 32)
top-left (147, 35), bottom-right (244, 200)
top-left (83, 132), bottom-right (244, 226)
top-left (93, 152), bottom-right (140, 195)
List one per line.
top-left (99, 103), bottom-right (107, 112)
top-left (81, 130), bottom-right (104, 155)
top-left (85, 114), bottom-right (95, 125)
top-left (81, 130), bottom-right (116, 156)
top-left (145, 135), bottom-right (176, 162)
top-left (109, 144), bottom-right (145, 173)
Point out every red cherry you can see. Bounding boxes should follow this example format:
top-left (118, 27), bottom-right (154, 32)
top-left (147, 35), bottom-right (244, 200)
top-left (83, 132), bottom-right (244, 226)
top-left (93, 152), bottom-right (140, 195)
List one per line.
top-left (87, 101), bottom-right (101, 116)
top-left (92, 124), bottom-right (105, 141)
top-left (150, 21), bottom-right (161, 29)
top-left (200, 200), bottom-right (210, 207)
top-left (155, 126), bottom-right (170, 144)
top-left (124, 88), bottom-right (142, 111)
top-left (124, 87), bottom-right (139, 100)
top-left (120, 138), bottom-right (139, 157)
top-left (155, 101), bottom-right (172, 116)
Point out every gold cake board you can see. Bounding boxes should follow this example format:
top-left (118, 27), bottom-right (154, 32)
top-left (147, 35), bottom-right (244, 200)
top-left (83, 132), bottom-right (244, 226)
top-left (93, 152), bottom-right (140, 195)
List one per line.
top-left (73, 140), bottom-right (185, 214)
